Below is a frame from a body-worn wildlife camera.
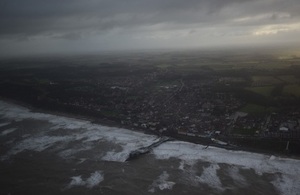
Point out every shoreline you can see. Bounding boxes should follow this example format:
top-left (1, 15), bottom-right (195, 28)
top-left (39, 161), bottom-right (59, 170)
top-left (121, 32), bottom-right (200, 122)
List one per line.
top-left (1, 96), bottom-right (299, 159)
top-left (0, 97), bottom-right (159, 136)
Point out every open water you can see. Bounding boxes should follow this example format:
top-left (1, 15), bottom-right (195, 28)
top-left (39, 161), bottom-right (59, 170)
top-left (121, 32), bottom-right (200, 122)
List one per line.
top-left (0, 100), bottom-right (300, 195)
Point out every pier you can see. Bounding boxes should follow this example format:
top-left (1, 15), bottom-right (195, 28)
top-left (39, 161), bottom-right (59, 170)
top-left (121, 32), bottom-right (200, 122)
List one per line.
top-left (126, 136), bottom-right (174, 161)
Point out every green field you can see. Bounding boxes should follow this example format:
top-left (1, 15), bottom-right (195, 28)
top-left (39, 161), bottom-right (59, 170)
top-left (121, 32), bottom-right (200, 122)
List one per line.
top-left (240, 104), bottom-right (266, 114)
top-left (240, 104), bottom-right (279, 115)
top-left (283, 84), bottom-right (300, 97)
top-left (252, 76), bottom-right (282, 86)
top-left (245, 86), bottom-right (274, 97)
top-left (278, 75), bottom-right (300, 84)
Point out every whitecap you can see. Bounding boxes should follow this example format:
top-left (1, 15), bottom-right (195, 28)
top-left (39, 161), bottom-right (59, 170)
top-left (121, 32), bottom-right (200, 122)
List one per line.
top-left (0, 128), bottom-right (17, 136)
top-left (67, 171), bottom-right (104, 189)
top-left (86, 171), bottom-right (104, 188)
top-left (0, 122), bottom-right (10, 128)
top-left (68, 176), bottom-right (85, 187)
top-left (226, 166), bottom-right (248, 187)
top-left (196, 164), bottom-right (223, 191)
top-left (148, 171), bottom-right (175, 193)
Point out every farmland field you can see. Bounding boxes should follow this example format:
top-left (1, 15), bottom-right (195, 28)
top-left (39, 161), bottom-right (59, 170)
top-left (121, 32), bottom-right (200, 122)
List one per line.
top-left (251, 76), bottom-right (282, 86)
top-left (278, 75), bottom-right (300, 84)
top-left (245, 86), bottom-right (274, 97)
top-left (240, 104), bottom-right (266, 114)
top-left (283, 84), bottom-right (300, 97)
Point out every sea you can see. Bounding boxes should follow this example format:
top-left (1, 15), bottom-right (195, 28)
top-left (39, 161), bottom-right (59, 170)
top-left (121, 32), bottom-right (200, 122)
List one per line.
top-left (0, 100), bottom-right (299, 195)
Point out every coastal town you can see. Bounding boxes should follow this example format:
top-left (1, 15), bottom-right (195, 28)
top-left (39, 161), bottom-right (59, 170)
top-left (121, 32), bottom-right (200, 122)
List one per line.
top-left (1, 51), bottom-right (300, 153)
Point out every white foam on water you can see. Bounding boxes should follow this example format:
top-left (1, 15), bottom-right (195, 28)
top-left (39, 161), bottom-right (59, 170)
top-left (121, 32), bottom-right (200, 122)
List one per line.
top-left (178, 157), bottom-right (247, 191)
top-left (148, 171), bottom-right (175, 193)
top-left (21, 134), bottom-right (31, 138)
top-left (272, 173), bottom-right (300, 195)
top-left (102, 150), bottom-right (129, 162)
top-left (196, 164), bottom-right (223, 191)
top-left (178, 159), bottom-right (197, 169)
top-left (0, 101), bottom-right (156, 142)
top-left (269, 155), bottom-right (276, 160)
top-left (0, 100), bottom-right (159, 162)
top-left (0, 128), bottom-right (17, 136)
top-left (0, 122), bottom-right (10, 128)
top-left (0, 100), bottom-right (92, 131)
top-left (178, 160), bottom-right (205, 187)
top-left (67, 171), bottom-right (104, 189)
top-left (152, 141), bottom-right (299, 175)
top-left (68, 176), bottom-right (85, 187)
top-left (58, 145), bottom-right (93, 159)
top-left (178, 160), bottom-right (185, 170)
top-left (226, 166), bottom-right (248, 187)
top-left (77, 158), bottom-right (86, 164)
top-left (152, 141), bottom-right (300, 195)
top-left (1, 135), bottom-right (74, 161)
top-left (1, 100), bottom-right (300, 195)
top-left (86, 171), bottom-right (104, 188)
top-left (101, 136), bottom-right (158, 162)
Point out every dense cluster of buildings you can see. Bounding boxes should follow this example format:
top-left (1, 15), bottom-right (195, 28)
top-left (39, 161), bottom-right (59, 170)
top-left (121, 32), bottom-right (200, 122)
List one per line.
top-left (55, 66), bottom-right (300, 140)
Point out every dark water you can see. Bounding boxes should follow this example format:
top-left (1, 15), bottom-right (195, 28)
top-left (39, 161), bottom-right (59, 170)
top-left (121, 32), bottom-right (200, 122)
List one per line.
top-left (0, 101), bottom-right (299, 195)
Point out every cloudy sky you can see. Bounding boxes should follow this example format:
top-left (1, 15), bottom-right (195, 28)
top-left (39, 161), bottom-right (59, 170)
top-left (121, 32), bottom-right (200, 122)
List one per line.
top-left (0, 0), bottom-right (300, 56)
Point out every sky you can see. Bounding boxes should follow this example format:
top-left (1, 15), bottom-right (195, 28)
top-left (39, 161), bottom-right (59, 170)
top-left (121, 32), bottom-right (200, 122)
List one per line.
top-left (0, 0), bottom-right (300, 57)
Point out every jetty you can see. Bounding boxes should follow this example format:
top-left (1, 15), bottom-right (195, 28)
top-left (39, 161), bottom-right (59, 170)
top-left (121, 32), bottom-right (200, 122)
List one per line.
top-left (126, 136), bottom-right (173, 161)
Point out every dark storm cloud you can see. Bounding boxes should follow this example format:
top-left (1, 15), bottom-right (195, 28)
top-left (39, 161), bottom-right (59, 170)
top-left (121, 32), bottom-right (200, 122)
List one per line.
top-left (1, 0), bottom-right (299, 41)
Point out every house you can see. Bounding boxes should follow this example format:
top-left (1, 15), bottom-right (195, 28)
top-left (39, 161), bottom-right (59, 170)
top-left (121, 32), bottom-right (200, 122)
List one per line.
top-left (279, 127), bottom-right (289, 132)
